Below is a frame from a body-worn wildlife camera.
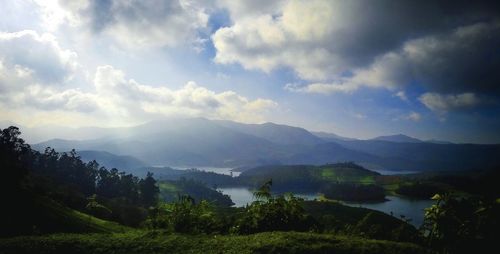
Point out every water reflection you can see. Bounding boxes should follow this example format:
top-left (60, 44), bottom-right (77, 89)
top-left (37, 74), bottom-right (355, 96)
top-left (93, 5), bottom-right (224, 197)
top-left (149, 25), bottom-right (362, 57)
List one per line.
top-left (344, 195), bottom-right (434, 227)
top-left (218, 188), bottom-right (434, 227)
top-left (218, 188), bottom-right (320, 207)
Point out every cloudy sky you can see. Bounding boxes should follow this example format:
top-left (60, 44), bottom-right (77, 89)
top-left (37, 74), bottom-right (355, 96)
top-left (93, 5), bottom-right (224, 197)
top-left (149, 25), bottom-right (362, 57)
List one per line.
top-left (1, 0), bottom-right (499, 143)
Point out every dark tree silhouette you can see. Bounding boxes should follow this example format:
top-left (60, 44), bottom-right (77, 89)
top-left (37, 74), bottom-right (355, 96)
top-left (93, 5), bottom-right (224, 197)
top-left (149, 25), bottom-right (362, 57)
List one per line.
top-left (140, 172), bottom-right (159, 207)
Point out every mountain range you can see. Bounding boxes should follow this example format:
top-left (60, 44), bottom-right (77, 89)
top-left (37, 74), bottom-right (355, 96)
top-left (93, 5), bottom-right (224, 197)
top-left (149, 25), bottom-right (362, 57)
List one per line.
top-left (7, 117), bottom-right (498, 172)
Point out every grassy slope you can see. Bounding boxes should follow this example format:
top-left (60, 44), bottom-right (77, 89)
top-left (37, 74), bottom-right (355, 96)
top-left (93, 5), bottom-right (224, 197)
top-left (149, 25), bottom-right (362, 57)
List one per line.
top-left (20, 196), bottom-right (130, 235)
top-left (0, 231), bottom-right (431, 254)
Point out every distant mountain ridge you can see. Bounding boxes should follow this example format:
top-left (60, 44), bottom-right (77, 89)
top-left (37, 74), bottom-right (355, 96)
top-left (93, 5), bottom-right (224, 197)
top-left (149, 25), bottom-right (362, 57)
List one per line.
top-left (77, 150), bottom-right (148, 171)
top-left (311, 131), bottom-right (357, 142)
top-left (215, 120), bottom-right (324, 145)
top-left (371, 134), bottom-right (423, 143)
top-left (24, 117), bottom-right (500, 172)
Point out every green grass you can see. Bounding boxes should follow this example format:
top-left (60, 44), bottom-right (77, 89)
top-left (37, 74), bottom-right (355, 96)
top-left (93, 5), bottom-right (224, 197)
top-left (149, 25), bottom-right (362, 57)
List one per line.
top-left (317, 166), bottom-right (377, 184)
top-left (158, 182), bottom-right (179, 192)
top-left (4, 195), bottom-right (130, 236)
top-left (35, 196), bottom-right (131, 234)
top-left (0, 231), bottom-right (431, 254)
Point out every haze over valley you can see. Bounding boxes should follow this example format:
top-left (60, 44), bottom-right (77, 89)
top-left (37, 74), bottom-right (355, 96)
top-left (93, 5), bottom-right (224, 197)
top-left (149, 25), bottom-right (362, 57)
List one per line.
top-left (1, 1), bottom-right (500, 253)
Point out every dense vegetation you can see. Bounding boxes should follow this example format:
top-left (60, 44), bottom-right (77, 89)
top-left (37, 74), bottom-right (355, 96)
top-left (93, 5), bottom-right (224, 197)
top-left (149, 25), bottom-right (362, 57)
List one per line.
top-left (158, 178), bottom-right (233, 206)
top-left (1, 126), bottom-right (159, 235)
top-left (2, 125), bottom-right (500, 254)
top-left (396, 182), bottom-right (447, 199)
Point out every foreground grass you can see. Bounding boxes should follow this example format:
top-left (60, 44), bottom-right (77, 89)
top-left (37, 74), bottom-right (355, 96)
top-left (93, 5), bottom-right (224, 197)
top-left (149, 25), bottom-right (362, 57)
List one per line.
top-left (35, 196), bottom-right (131, 234)
top-left (0, 231), bottom-right (431, 254)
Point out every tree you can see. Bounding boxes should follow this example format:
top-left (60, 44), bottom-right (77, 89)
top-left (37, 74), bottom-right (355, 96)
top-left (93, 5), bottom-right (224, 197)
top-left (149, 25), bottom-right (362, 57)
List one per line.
top-left (421, 194), bottom-right (500, 254)
top-left (236, 179), bottom-right (315, 234)
top-left (0, 126), bottom-right (30, 188)
top-left (140, 172), bottom-right (159, 207)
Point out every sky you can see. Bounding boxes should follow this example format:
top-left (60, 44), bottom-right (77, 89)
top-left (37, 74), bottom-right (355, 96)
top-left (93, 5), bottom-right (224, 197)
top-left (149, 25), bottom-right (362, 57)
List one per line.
top-left (0, 0), bottom-right (499, 143)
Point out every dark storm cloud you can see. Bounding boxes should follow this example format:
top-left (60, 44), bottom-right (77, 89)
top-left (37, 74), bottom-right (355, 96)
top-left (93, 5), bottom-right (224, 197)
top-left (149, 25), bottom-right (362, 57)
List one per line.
top-left (214, 0), bottom-right (500, 98)
top-left (323, 0), bottom-right (500, 68)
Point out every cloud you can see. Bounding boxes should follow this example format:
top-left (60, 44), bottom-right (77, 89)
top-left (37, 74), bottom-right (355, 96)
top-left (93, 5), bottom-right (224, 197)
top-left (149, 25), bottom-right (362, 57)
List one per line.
top-left (394, 91), bottom-right (408, 101)
top-left (1, 64), bottom-right (277, 125)
top-left (214, 0), bottom-right (500, 95)
top-left (284, 82), bottom-right (357, 94)
top-left (405, 112), bottom-right (421, 122)
top-left (0, 30), bottom-right (78, 89)
top-left (419, 92), bottom-right (480, 113)
top-left (36, 0), bottom-right (210, 49)
top-left (21, 85), bottom-right (99, 112)
top-left (92, 65), bottom-right (277, 122)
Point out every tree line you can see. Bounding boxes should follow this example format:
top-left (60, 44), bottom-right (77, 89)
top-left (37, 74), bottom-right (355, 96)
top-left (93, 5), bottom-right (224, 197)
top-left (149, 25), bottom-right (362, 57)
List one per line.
top-left (1, 126), bottom-right (159, 231)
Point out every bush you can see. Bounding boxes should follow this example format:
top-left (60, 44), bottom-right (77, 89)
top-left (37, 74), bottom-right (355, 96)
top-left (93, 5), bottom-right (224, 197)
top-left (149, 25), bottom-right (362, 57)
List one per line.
top-left (234, 180), bottom-right (316, 234)
top-left (146, 195), bottom-right (226, 234)
top-left (421, 194), bottom-right (500, 254)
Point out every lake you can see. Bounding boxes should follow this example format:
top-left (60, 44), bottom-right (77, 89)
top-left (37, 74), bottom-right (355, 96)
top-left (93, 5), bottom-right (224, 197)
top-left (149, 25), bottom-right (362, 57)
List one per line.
top-left (217, 188), bottom-right (319, 207)
top-left (344, 195), bottom-right (434, 227)
top-left (218, 188), bottom-right (434, 227)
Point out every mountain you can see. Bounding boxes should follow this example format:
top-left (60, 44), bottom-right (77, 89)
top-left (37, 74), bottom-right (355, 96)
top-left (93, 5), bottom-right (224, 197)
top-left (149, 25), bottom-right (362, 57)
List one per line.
top-left (285, 142), bottom-right (378, 165)
top-left (215, 120), bottom-right (324, 145)
top-left (426, 139), bottom-right (454, 144)
top-left (34, 118), bottom-right (289, 167)
top-left (77, 150), bottom-right (148, 171)
top-left (371, 134), bottom-right (423, 143)
top-left (334, 139), bottom-right (500, 171)
top-left (312, 131), bottom-right (357, 142)
top-left (30, 117), bottom-right (500, 172)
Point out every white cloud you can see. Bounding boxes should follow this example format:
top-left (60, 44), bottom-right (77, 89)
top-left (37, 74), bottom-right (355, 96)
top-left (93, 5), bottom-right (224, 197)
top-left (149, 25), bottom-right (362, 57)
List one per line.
top-left (91, 65), bottom-right (277, 122)
top-left (394, 91), bottom-right (408, 101)
top-left (419, 92), bottom-right (480, 113)
top-left (0, 30), bottom-right (78, 89)
top-left (1, 64), bottom-right (277, 126)
top-left (35, 0), bottom-right (210, 49)
top-left (405, 112), bottom-right (421, 122)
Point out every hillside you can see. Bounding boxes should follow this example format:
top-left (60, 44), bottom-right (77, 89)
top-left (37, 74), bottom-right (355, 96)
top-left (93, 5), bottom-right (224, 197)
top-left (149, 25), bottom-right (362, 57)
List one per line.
top-left (0, 231), bottom-right (430, 254)
top-left (77, 150), bottom-right (148, 172)
top-left (238, 163), bottom-right (380, 193)
top-left (5, 194), bottom-right (129, 236)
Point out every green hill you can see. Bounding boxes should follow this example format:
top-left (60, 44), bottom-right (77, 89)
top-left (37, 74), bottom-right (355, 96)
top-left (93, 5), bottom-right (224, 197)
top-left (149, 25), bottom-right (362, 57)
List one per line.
top-left (0, 231), bottom-right (430, 254)
top-left (5, 195), bottom-right (130, 236)
top-left (238, 163), bottom-right (380, 193)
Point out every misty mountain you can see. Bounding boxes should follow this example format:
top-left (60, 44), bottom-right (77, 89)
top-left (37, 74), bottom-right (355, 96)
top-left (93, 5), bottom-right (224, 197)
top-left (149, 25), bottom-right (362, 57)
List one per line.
top-left (34, 118), bottom-right (290, 167)
top-left (425, 139), bottom-right (454, 145)
top-left (371, 134), bottom-right (423, 143)
top-left (31, 117), bottom-right (500, 171)
top-left (215, 120), bottom-right (324, 145)
top-left (312, 131), bottom-right (357, 142)
top-left (334, 139), bottom-right (500, 171)
top-left (77, 150), bottom-right (148, 171)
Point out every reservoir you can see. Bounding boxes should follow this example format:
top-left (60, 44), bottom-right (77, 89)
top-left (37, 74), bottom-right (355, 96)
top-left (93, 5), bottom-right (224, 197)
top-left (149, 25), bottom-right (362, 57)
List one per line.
top-left (218, 188), bottom-right (434, 227)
